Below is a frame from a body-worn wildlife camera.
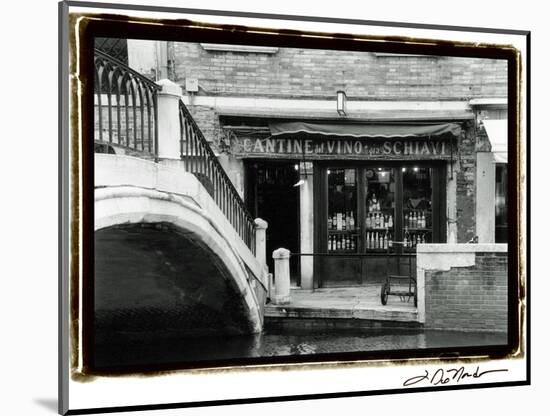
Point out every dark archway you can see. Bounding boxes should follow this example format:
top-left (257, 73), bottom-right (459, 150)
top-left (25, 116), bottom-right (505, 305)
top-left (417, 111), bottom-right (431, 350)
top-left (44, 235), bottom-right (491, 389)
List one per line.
top-left (93, 223), bottom-right (255, 370)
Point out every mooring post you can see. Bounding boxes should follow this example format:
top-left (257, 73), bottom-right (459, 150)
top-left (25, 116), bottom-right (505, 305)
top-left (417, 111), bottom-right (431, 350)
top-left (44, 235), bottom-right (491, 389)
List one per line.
top-left (272, 248), bottom-right (291, 305)
top-left (254, 218), bottom-right (268, 266)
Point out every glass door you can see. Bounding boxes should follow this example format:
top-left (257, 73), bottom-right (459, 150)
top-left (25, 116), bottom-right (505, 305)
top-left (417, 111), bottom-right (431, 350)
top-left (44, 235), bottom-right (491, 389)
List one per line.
top-left (402, 166), bottom-right (433, 252)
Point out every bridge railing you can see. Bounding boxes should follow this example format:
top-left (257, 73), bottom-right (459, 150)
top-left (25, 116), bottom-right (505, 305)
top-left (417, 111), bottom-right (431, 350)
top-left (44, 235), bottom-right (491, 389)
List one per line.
top-left (94, 49), bottom-right (161, 157)
top-left (93, 49), bottom-right (257, 255)
top-left (179, 100), bottom-right (256, 254)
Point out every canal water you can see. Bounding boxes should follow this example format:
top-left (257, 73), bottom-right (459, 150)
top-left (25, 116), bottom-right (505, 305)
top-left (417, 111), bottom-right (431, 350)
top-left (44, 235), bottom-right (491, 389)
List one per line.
top-left (94, 326), bottom-right (507, 371)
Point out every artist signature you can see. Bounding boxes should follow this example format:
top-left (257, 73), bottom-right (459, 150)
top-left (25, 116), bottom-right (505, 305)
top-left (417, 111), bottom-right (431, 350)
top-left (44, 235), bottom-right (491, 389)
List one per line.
top-left (403, 366), bottom-right (508, 387)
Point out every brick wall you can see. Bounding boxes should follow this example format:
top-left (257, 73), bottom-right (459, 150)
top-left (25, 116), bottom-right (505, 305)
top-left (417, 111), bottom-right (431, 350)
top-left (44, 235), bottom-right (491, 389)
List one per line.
top-left (424, 252), bottom-right (508, 332)
top-left (171, 43), bottom-right (507, 100)
top-left (185, 104), bottom-right (221, 146)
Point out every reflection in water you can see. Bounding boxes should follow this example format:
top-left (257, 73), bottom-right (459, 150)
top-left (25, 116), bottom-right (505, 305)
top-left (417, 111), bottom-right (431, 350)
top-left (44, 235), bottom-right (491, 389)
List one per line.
top-left (94, 326), bottom-right (507, 370)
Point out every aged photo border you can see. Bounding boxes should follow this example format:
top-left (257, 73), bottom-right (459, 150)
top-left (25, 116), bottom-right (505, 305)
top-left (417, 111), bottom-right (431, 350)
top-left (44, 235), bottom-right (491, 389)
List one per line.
top-left (59, 1), bottom-right (529, 414)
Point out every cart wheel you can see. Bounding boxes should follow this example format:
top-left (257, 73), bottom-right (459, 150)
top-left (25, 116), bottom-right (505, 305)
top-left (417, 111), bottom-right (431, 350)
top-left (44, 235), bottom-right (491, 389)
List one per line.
top-left (381, 283), bottom-right (388, 305)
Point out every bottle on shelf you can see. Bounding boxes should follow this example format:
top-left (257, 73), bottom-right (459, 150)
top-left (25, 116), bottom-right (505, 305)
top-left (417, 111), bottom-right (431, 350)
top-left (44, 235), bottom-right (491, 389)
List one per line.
top-left (405, 213), bottom-right (409, 228)
top-left (342, 212), bottom-right (347, 231)
top-left (388, 214), bottom-right (393, 228)
top-left (332, 213), bottom-right (337, 230)
top-left (345, 212), bottom-right (350, 230)
top-left (328, 216), bottom-right (332, 231)
top-left (349, 212), bottom-right (355, 230)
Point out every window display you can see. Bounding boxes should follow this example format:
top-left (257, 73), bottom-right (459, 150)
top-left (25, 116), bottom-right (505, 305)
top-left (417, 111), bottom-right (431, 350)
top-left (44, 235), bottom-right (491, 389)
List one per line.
top-left (320, 163), bottom-right (444, 286)
top-left (327, 168), bottom-right (358, 252)
top-left (402, 167), bottom-right (432, 251)
top-left (364, 168), bottom-right (395, 251)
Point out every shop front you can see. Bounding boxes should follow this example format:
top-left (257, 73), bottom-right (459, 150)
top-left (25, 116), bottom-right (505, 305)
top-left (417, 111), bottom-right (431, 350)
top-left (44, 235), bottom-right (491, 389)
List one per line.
top-left (233, 121), bottom-right (463, 288)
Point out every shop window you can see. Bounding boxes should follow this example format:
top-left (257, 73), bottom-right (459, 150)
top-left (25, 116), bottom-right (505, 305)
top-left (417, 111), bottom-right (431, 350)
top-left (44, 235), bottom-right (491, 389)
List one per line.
top-left (402, 167), bottom-right (433, 251)
top-left (319, 163), bottom-right (444, 287)
top-left (327, 168), bottom-right (358, 252)
top-left (364, 168), bottom-right (395, 251)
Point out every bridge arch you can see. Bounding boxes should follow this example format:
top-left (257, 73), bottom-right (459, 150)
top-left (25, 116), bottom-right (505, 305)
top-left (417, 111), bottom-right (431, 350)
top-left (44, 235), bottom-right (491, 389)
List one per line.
top-left (94, 184), bottom-right (264, 360)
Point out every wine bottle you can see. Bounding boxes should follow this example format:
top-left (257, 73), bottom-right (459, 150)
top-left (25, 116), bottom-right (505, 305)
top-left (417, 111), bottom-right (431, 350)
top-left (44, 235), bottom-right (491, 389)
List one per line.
top-left (388, 214), bottom-right (393, 228)
top-left (342, 212), bottom-right (347, 231)
top-left (349, 213), bottom-right (355, 230)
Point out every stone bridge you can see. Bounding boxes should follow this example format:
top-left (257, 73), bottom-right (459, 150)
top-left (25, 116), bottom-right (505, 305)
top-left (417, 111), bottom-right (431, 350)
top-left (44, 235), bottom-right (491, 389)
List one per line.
top-left (94, 154), bottom-right (268, 357)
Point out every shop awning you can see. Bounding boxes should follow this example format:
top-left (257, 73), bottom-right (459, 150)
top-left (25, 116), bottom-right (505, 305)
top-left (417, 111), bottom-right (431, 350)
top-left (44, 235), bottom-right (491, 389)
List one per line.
top-left (483, 119), bottom-right (508, 163)
top-left (268, 121), bottom-right (462, 139)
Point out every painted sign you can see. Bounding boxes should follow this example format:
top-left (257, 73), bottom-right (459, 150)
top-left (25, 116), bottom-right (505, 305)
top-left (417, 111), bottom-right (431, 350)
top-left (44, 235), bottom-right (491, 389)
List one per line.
top-left (233, 137), bottom-right (455, 160)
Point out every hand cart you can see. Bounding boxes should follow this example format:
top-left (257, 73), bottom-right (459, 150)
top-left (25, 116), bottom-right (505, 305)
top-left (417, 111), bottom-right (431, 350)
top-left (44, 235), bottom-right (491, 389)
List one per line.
top-left (380, 241), bottom-right (417, 307)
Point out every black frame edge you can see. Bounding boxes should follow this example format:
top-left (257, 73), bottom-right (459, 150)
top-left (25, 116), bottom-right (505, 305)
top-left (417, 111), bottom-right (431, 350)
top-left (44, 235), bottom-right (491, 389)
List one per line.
top-left (59, 1), bottom-right (70, 415)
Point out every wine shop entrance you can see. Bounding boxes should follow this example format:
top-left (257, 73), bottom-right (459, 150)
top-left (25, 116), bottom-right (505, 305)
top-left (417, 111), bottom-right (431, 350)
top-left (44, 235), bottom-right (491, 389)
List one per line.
top-left (316, 162), bottom-right (446, 288)
top-left (245, 160), bottom-right (301, 286)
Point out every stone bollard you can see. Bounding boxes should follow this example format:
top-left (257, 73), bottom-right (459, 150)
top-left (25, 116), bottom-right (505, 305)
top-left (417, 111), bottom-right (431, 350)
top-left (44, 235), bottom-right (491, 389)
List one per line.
top-left (272, 248), bottom-right (291, 305)
top-left (254, 218), bottom-right (268, 267)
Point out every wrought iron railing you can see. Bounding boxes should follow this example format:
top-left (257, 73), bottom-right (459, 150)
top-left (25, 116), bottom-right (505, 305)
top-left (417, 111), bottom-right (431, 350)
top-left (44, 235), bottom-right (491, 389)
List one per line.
top-left (93, 49), bottom-right (256, 255)
top-left (179, 100), bottom-right (256, 254)
top-left (94, 49), bottom-right (160, 156)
